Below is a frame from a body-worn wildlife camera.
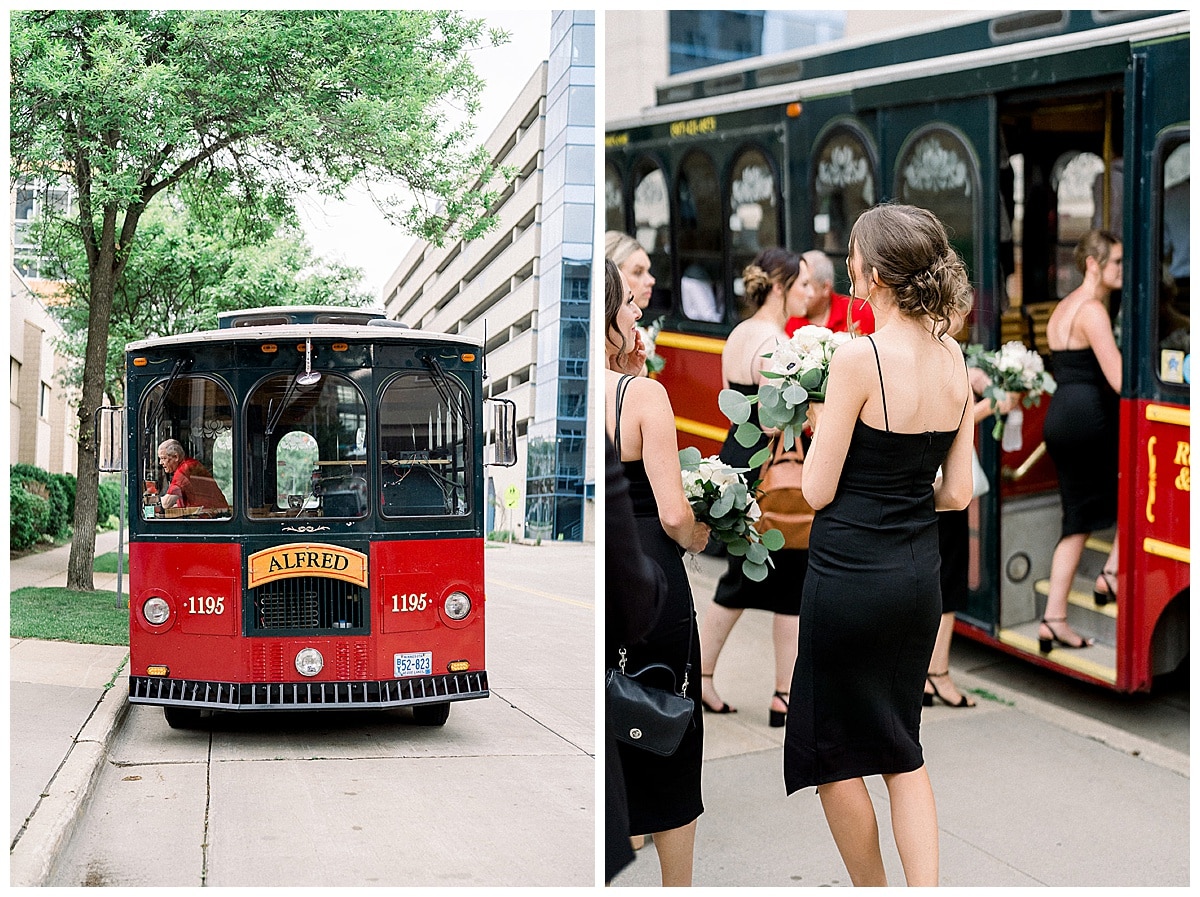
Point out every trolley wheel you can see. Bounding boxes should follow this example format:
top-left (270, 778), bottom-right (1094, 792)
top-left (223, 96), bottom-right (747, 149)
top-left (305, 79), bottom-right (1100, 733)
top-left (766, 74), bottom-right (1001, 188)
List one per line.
top-left (412, 702), bottom-right (450, 727)
top-left (163, 705), bottom-right (203, 729)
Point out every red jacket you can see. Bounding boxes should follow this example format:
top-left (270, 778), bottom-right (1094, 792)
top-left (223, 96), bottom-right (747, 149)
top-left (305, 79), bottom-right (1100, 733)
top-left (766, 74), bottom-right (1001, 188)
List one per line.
top-left (786, 292), bottom-right (876, 337)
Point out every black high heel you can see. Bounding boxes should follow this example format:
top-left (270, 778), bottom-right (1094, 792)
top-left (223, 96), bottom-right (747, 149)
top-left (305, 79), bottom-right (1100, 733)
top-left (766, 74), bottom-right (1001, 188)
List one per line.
top-left (923, 671), bottom-right (975, 708)
top-left (700, 673), bottom-right (736, 714)
top-left (1093, 569), bottom-right (1118, 607)
top-left (769, 691), bottom-right (789, 728)
top-left (1038, 616), bottom-right (1094, 653)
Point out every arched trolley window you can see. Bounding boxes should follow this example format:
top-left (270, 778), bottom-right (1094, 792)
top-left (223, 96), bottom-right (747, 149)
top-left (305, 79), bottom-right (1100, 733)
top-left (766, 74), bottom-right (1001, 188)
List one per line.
top-left (728, 145), bottom-right (782, 321)
top-left (379, 370), bottom-right (472, 518)
top-left (811, 120), bottom-right (878, 279)
top-left (139, 374), bottom-right (234, 521)
top-left (244, 372), bottom-right (368, 520)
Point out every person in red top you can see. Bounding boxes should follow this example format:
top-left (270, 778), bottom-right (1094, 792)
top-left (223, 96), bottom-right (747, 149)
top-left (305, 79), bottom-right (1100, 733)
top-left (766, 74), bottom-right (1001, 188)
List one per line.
top-left (157, 439), bottom-right (229, 511)
top-left (785, 249), bottom-right (876, 337)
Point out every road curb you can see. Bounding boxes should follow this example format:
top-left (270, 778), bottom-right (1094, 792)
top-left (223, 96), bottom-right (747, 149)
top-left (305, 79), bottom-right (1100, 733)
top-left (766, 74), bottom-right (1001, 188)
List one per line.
top-left (9, 658), bottom-right (130, 887)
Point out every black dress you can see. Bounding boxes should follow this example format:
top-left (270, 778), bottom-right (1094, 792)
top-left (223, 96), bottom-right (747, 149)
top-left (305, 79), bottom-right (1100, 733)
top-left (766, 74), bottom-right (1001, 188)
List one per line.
top-left (1042, 348), bottom-right (1119, 537)
top-left (610, 377), bottom-right (704, 834)
top-left (713, 381), bottom-right (808, 614)
top-left (784, 341), bottom-right (959, 792)
top-left (937, 509), bottom-right (969, 614)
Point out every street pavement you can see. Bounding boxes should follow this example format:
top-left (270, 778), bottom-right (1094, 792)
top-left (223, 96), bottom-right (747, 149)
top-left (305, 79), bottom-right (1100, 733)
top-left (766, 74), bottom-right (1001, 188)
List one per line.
top-left (10, 535), bottom-right (1189, 886)
top-left (608, 552), bottom-right (1189, 888)
top-left (10, 529), bottom-right (128, 887)
top-left (12, 532), bottom-right (597, 887)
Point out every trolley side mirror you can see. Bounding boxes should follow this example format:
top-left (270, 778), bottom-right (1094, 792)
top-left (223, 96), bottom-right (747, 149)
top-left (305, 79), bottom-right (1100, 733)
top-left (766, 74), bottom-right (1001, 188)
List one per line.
top-left (485, 398), bottom-right (518, 467)
top-left (95, 406), bottom-right (125, 473)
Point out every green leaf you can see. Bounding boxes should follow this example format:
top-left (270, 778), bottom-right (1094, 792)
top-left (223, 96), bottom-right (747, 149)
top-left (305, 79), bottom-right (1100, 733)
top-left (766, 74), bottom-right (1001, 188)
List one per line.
top-left (760, 528), bottom-right (785, 551)
top-left (742, 559), bottom-right (769, 582)
top-left (726, 539), bottom-right (748, 557)
top-left (735, 421), bottom-right (764, 448)
top-left (679, 446), bottom-right (702, 468)
top-left (747, 446), bottom-right (771, 469)
top-left (746, 541), bottom-right (768, 564)
top-left (782, 383), bottom-right (809, 406)
top-left (758, 384), bottom-right (783, 409)
top-left (718, 388), bottom-right (752, 425)
top-left (711, 490), bottom-right (734, 518)
top-left (799, 367), bottom-right (825, 390)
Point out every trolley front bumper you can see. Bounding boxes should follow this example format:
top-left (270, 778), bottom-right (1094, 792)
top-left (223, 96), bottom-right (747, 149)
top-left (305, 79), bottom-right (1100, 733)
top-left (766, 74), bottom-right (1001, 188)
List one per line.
top-left (129, 670), bottom-right (488, 711)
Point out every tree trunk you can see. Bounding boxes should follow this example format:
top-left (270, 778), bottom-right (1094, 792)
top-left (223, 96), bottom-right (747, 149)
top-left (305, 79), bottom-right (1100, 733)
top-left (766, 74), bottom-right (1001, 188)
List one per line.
top-left (66, 260), bottom-right (117, 591)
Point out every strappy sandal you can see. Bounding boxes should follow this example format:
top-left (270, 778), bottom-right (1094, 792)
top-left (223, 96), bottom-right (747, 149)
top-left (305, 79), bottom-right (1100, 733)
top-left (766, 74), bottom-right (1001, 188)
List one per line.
top-left (923, 671), bottom-right (975, 708)
top-left (769, 690), bottom-right (789, 728)
top-left (1093, 569), bottom-right (1118, 607)
top-left (700, 673), bottom-right (736, 714)
top-left (1038, 616), bottom-right (1094, 653)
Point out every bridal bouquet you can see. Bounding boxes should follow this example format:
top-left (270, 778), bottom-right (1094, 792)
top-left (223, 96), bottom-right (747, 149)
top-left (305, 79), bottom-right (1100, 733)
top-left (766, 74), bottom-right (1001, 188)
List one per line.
top-left (637, 316), bottom-right (665, 375)
top-left (965, 341), bottom-right (1057, 451)
top-left (679, 447), bottom-right (783, 582)
top-left (719, 325), bottom-right (853, 459)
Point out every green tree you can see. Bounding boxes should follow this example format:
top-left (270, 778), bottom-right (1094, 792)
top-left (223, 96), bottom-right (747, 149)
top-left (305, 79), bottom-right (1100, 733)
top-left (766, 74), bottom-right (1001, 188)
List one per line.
top-left (39, 198), bottom-right (373, 405)
top-left (11, 10), bottom-right (511, 589)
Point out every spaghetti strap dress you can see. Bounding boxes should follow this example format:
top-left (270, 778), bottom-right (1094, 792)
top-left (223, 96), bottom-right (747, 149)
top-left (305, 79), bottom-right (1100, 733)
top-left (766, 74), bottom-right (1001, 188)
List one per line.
top-left (784, 337), bottom-right (960, 792)
top-left (610, 376), bottom-right (704, 833)
top-left (713, 381), bottom-right (808, 614)
top-left (1042, 347), bottom-right (1119, 536)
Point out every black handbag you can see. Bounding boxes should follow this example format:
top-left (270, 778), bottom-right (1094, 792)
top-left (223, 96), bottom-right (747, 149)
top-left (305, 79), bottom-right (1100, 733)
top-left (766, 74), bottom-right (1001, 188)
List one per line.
top-left (606, 650), bottom-right (693, 757)
top-left (606, 373), bottom-right (696, 758)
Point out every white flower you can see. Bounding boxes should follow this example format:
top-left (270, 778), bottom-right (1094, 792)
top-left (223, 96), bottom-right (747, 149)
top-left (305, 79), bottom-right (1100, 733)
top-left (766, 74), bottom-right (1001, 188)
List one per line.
top-left (790, 324), bottom-right (835, 356)
top-left (745, 497), bottom-right (761, 522)
top-left (768, 342), bottom-right (803, 376)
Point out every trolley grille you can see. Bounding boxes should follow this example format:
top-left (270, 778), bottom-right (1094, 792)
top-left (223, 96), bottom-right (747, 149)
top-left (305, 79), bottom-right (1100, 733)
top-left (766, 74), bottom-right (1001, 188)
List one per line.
top-left (248, 575), bottom-right (365, 634)
top-left (129, 670), bottom-right (489, 711)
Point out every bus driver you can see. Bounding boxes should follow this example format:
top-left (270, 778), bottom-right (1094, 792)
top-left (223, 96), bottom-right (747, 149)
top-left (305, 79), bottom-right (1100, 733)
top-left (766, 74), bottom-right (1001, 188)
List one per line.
top-left (157, 439), bottom-right (229, 511)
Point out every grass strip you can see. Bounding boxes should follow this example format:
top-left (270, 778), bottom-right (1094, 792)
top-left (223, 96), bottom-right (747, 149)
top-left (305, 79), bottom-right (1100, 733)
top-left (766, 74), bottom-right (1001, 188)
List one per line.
top-left (10, 586), bottom-right (129, 646)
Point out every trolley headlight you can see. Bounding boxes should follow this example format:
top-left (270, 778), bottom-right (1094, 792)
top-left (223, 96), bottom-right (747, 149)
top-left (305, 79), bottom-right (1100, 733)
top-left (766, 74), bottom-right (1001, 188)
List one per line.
top-left (295, 647), bottom-right (324, 677)
top-left (444, 591), bottom-right (471, 621)
top-left (143, 596), bottom-right (171, 626)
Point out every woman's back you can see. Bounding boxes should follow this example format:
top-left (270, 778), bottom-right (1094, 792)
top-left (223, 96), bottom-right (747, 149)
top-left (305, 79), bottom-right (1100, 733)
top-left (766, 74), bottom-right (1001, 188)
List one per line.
top-left (850, 330), bottom-right (968, 435)
top-left (722, 318), bottom-right (782, 386)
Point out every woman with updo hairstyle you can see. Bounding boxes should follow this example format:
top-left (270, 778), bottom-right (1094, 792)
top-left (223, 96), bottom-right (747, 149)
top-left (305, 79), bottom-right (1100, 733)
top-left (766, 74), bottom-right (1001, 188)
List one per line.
top-left (1041, 228), bottom-right (1123, 644)
top-left (605, 231), bottom-right (656, 310)
top-left (605, 256), bottom-right (711, 886)
top-left (783, 204), bottom-right (975, 886)
top-left (699, 247), bottom-right (812, 723)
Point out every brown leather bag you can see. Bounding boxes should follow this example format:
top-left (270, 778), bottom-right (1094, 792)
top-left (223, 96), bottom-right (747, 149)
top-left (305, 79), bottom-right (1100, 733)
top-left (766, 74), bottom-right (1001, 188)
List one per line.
top-left (755, 435), bottom-right (813, 550)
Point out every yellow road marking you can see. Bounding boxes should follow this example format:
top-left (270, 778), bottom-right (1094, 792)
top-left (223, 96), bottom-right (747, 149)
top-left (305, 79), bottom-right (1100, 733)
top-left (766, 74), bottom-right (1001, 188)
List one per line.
top-left (489, 578), bottom-right (594, 609)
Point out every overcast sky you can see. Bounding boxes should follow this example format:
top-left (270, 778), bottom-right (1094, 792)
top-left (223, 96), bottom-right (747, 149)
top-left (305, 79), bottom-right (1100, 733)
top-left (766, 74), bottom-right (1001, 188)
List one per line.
top-left (295, 10), bottom-right (553, 301)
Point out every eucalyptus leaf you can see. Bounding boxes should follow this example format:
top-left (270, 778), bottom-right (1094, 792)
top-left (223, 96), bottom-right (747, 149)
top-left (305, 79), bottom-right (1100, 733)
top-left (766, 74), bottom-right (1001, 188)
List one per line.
top-left (746, 541), bottom-right (768, 564)
top-left (726, 539), bottom-right (748, 557)
top-left (782, 383), bottom-right (809, 405)
top-left (742, 560), bottom-right (769, 582)
top-left (735, 421), bottom-right (764, 448)
top-left (760, 528), bottom-right (785, 551)
top-left (678, 446), bottom-right (702, 468)
top-left (747, 446), bottom-right (771, 469)
top-left (711, 490), bottom-right (734, 518)
top-left (718, 388), bottom-right (752, 425)
top-left (799, 367), bottom-right (825, 390)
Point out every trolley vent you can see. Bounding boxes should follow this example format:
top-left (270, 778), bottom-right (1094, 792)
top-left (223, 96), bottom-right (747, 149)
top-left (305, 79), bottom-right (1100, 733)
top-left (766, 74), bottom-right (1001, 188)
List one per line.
top-left (248, 575), bottom-right (366, 634)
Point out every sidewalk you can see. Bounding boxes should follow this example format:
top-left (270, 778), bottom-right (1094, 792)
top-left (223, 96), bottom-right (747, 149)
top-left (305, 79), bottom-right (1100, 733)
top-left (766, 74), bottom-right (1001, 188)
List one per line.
top-left (10, 529), bottom-right (131, 887)
top-left (608, 553), bottom-right (1190, 888)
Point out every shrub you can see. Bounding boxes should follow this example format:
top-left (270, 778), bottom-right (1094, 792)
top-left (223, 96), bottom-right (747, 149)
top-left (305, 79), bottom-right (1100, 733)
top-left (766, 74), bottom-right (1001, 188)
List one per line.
top-left (11, 486), bottom-right (51, 551)
top-left (96, 478), bottom-right (122, 524)
top-left (10, 463), bottom-right (71, 540)
top-left (52, 472), bottom-right (77, 521)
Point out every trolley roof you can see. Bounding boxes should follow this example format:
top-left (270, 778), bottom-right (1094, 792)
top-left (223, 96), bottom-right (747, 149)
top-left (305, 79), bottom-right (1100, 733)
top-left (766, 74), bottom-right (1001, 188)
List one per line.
top-left (125, 322), bottom-right (479, 354)
top-left (606, 10), bottom-right (1188, 131)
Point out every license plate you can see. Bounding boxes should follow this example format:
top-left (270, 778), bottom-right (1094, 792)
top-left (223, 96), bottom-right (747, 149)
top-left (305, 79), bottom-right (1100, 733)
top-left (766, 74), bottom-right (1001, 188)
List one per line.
top-left (395, 652), bottom-right (432, 678)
